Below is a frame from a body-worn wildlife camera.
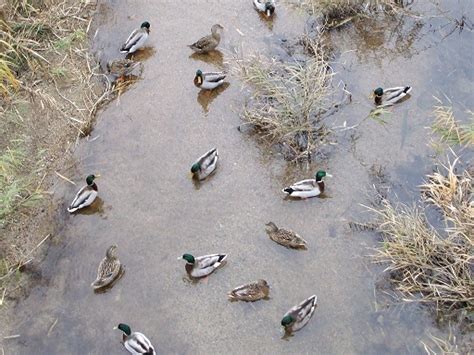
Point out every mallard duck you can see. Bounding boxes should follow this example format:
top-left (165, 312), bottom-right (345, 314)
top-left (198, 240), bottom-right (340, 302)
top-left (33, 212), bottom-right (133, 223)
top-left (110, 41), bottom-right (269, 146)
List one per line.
top-left (373, 86), bottom-right (412, 107)
top-left (281, 295), bottom-right (318, 334)
top-left (228, 279), bottom-right (270, 302)
top-left (191, 148), bottom-right (218, 180)
top-left (179, 253), bottom-right (227, 278)
top-left (194, 70), bottom-right (226, 90)
top-left (120, 21), bottom-right (150, 54)
top-left (188, 24), bottom-right (224, 54)
top-left (282, 170), bottom-right (331, 199)
top-left (114, 323), bottom-right (155, 354)
top-left (107, 58), bottom-right (140, 79)
top-left (91, 245), bottom-right (122, 290)
top-left (67, 174), bottom-right (99, 213)
top-left (265, 222), bottom-right (307, 249)
top-left (253, 0), bottom-right (275, 17)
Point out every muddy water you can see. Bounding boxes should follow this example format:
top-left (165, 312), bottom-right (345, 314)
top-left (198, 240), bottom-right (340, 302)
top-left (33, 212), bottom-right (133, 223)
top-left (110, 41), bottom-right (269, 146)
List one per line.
top-left (6, 0), bottom-right (473, 354)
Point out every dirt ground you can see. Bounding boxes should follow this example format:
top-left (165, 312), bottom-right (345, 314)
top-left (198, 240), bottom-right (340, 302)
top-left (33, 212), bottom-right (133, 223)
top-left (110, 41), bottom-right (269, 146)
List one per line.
top-left (0, 0), bottom-right (105, 339)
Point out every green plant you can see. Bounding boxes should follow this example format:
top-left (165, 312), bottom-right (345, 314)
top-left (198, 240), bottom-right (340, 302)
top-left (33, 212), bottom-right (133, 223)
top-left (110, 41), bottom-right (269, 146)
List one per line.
top-left (0, 142), bottom-right (43, 225)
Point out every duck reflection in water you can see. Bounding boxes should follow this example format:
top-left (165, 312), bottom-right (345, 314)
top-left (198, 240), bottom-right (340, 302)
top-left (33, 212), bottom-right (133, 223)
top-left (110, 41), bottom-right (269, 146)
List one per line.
top-left (197, 82), bottom-right (230, 114)
top-left (189, 49), bottom-right (224, 69)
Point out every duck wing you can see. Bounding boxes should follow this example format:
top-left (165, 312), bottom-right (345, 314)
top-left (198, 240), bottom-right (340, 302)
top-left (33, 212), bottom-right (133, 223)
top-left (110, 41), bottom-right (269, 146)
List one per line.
top-left (275, 228), bottom-right (307, 247)
top-left (68, 185), bottom-right (97, 212)
top-left (288, 179), bottom-right (316, 191)
top-left (125, 332), bottom-right (155, 354)
top-left (253, 0), bottom-right (266, 11)
top-left (203, 72), bottom-right (226, 83)
top-left (189, 34), bottom-right (215, 50)
top-left (228, 280), bottom-right (268, 300)
top-left (285, 295), bottom-right (317, 331)
top-left (382, 86), bottom-right (411, 106)
top-left (91, 258), bottom-right (121, 289)
top-left (195, 253), bottom-right (227, 269)
top-left (197, 148), bottom-right (218, 169)
top-left (121, 29), bottom-right (146, 52)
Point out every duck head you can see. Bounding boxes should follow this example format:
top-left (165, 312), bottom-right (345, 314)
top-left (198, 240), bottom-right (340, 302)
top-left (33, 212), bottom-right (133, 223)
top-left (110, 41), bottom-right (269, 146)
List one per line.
top-left (86, 174), bottom-right (97, 186)
top-left (281, 315), bottom-right (294, 327)
top-left (115, 323), bottom-right (131, 336)
top-left (182, 254), bottom-right (195, 264)
top-left (195, 70), bottom-right (203, 85)
top-left (141, 21), bottom-right (151, 33)
top-left (315, 170), bottom-right (331, 182)
top-left (265, 2), bottom-right (275, 17)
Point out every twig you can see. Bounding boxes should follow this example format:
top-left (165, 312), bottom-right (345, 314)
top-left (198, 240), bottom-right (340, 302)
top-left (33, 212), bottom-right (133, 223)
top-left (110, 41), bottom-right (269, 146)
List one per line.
top-left (55, 171), bottom-right (76, 185)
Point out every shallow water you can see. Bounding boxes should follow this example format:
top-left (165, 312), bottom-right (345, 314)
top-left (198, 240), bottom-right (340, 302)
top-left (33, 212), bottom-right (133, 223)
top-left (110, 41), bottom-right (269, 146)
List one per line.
top-left (6, 0), bottom-right (473, 354)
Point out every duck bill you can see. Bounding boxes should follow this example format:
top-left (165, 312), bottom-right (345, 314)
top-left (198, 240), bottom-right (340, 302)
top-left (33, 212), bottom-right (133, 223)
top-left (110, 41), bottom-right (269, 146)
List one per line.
top-left (326, 174), bottom-right (333, 178)
top-left (95, 174), bottom-right (101, 178)
top-left (113, 326), bottom-right (118, 330)
top-left (177, 256), bottom-right (183, 260)
top-left (266, 9), bottom-right (271, 17)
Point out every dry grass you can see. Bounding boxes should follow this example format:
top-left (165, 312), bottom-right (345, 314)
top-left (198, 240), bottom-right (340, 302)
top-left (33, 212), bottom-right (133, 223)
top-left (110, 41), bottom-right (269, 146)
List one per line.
top-left (368, 158), bottom-right (473, 315)
top-left (234, 40), bottom-right (337, 160)
top-left (0, 0), bottom-right (108, 302)
top-left (292, 0), bottom-right (409, 29)
top-left (422, 331), bottom-right (460, 355)
top-left (0, 0), bottom-right (110, 135)
top-left (432, 105), bottom-right (474, 146)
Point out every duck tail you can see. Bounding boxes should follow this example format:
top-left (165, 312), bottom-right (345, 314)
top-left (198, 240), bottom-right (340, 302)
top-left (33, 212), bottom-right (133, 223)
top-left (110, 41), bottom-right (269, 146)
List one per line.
top-left (217, 254), bottom-right (227, 263)
top-left (282, 187), bottom-right (294, 194)
top-left (404, 86), bottom-right (412, 94)
top-left (67, 206), bottom-right (78, 213)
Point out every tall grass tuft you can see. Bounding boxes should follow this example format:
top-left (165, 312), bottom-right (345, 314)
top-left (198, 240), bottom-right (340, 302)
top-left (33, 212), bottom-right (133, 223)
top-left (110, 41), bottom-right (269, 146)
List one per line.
top-left (368, 158), bottom-right (473, 315)
top-left (0, 142), bottom-right (43, 225)
top-left (292, 0), bottom-right (409, 29)
top-left (432, 105), bottom-right (474, 146)
top-left (234, 40), bottom-right (335, 160)
top-left (0, 54), bottom-right (19, 97)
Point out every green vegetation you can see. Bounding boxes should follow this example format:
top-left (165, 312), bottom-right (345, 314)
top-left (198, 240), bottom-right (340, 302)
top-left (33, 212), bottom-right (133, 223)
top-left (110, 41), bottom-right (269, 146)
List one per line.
top-left (0, 140), bottom-right (43, 224)
top-left (0, 0), bottom-right (105, 301)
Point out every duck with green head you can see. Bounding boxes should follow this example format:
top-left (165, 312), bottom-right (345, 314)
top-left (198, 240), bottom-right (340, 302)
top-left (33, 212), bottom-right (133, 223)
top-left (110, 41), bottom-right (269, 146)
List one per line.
top-left (282, 170), bottom-right (332, 199)
top-left (373, 86), bottom-right (412, 107)
top-left (114, 323), bottom-right (155, 354)
top-left (190, 148), bottom-right (218, 180)
top-left (194, 70), bottom-right (227, 90)
top-left (179, 253), bottom-right (227, 278)
top-left (120, 21), bottom-right (151, 54)
top-left (68, 174), bottom-right (99, 213)
top-left (281, 295), bottom-right (317, 334)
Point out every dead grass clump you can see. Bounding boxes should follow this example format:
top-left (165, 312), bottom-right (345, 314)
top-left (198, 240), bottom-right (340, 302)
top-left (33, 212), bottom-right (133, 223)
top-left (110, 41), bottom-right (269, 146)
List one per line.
top-left (295, 0), bottom-right (409, 29)
top-left (432, 105), bottom-right (474, 146)
top-left (0, 0), bottom-right (108, 303)
top-left (421, 158), bottom-right (473, 241)
top-left (234, 42), bottom-right (336, 160)
top-left (368, 158), bottom-right (473, 315)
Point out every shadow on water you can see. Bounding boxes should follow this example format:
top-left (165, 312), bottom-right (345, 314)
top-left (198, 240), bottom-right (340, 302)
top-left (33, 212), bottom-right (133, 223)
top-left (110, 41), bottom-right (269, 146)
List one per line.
top-left (196, 82), bottom-right (230, 114)
top-left (189, 50), bottom-right (225, 68)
